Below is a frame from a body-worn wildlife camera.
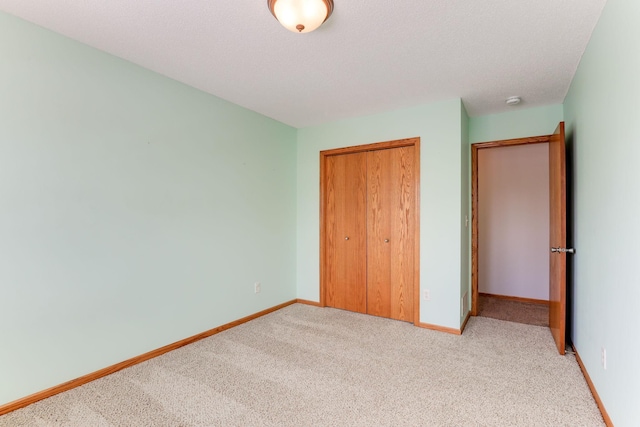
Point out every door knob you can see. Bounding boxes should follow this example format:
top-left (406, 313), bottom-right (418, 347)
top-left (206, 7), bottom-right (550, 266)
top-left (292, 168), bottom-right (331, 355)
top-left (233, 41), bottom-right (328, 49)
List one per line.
top-left (384, 239), bottom-right (389, 243)
top-left (551, 247), bottom-right (575, 254)
top-left (345, 236), bottom-right (349, 241)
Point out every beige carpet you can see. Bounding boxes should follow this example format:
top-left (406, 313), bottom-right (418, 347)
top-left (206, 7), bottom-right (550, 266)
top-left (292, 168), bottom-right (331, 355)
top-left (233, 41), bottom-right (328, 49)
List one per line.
top-left (1, 304), bottom-right (603, 426)
top-left (479, 295), bottom-right (550, 327)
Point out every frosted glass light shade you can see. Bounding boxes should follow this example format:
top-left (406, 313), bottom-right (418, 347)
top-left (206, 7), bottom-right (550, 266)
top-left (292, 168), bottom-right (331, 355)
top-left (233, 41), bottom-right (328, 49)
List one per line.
top-left (268, 0), bottom-right (334, 33)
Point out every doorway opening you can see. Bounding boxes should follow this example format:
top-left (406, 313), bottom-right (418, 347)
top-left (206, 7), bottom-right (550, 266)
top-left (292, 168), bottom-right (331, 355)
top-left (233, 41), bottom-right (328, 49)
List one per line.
top-left (473, 137), bottom-right (550, 327)
top-left (471, 123), bottom-right (567, 355)
top-left (472, 136), bottom-right (550, 326)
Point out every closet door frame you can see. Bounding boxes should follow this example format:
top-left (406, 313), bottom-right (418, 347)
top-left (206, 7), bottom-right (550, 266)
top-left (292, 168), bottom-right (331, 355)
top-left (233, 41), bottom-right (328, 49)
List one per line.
top-left (319, 137), bottom-right (421, 325)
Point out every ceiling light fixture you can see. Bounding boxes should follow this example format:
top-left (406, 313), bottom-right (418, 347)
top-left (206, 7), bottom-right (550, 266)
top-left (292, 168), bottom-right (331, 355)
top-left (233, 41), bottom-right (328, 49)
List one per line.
top-left (268, 0), bottom-right (334, 33)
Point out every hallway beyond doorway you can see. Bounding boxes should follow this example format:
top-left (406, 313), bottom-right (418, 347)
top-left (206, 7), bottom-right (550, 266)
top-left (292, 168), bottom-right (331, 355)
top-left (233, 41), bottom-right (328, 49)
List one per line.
top-left (478, 294), bottom-right (549, 327)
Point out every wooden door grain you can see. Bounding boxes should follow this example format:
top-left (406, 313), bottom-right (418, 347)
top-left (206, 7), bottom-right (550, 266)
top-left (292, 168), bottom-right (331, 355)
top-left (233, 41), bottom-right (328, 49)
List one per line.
top-left (549, 122), bottom-right (567, 355)
top-left (367, 147), bottom-right (415, 321)
top-left (325, 152), bottom-right (367, 313)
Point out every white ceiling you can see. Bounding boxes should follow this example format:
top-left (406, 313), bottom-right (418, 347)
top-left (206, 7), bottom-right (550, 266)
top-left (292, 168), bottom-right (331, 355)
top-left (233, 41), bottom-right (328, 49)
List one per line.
top-left (0, 0), bottom-right (607, 128)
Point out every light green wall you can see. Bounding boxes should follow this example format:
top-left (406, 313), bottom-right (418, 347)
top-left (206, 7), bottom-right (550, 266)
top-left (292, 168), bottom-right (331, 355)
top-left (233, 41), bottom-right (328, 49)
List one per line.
top-left (469, 104), bottom-right (564, 144)
top-left (460, 105), bottom-right (471, 321)
top-left (296, 99), bottom-right (465, 329)
top-left (563, 0), bottom-right (640, 424)
top-left (0, 12), bottom-right (297, 406)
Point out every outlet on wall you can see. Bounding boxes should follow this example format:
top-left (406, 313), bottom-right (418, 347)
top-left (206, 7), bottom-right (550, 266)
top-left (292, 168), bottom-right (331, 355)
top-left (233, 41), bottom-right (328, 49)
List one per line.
top-left (254, 282), bottom-right (261, 293)
top-left (461, 291), bottom-right (469, 316)
top-left (601, 347), bottom-right (607, 370)
top-left (423, 290), bottom-right (431, 301)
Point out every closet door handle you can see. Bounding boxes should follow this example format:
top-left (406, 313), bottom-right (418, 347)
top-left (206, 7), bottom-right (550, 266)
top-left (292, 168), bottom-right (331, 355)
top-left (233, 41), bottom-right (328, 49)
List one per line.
top-left (345, 236), bottom-right (350, 241)
top-left (384, 239), bottom-right (390, 243)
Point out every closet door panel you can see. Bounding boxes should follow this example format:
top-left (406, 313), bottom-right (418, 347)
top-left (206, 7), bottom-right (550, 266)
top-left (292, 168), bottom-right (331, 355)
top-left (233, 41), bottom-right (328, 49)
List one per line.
top-left (367, 147), bottom-right (415, 321)
top-left (366, 149), bottom-right (393, 318)
top-left (390, 146), bottom-right (415, 321)
top-left (325, 152), bottom-right (367, 313)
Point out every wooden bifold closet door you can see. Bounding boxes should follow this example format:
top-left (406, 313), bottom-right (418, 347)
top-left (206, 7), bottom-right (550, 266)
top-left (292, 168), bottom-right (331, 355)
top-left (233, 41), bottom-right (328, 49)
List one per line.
top-left (322, 139), bottom-right (418, 323)
top-left (324, 152), bottom-right (368, 314)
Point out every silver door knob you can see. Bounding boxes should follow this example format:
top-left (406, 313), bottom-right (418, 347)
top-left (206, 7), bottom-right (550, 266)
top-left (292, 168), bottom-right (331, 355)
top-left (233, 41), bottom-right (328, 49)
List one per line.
top-left (551, 247), bottom-right (575, 254)
top-left (345, 236), bottom-right (349, 241)
top-left (384, 239), bottom-right (389, 243)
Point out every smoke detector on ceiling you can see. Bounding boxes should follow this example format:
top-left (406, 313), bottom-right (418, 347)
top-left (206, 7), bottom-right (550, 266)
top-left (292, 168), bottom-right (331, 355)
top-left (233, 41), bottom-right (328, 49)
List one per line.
top-left (506, 96), bottom-right (522, 106)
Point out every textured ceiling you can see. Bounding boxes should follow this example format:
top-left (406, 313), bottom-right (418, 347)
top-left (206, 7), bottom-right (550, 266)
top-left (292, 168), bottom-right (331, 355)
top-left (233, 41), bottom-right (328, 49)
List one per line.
top-left (0, 0), bottom-right (607, 128)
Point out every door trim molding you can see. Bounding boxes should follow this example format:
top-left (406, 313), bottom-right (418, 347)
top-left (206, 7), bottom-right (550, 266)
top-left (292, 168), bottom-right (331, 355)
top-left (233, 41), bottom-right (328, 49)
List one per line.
top-left (320, 137), bottom-right (421, 325)
top-left (319, 137), bottom-right (418, 156)
top-left (471, 135), bottom-right (551, 316)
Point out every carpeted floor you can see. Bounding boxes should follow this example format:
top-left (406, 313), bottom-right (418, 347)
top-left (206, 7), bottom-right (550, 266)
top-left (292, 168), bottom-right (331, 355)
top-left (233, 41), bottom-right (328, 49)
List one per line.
top-left (0, 304), bottom-right (603, 426)
top-left (478, 294), bottom-right (550, 327)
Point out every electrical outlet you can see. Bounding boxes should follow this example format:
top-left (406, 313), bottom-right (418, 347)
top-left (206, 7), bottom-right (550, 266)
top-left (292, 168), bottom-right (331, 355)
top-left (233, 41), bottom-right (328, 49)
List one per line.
top-left (423, 290), bottom-right (431, 301)
top-left (601, 347), bottom-right (607, 370)
top-left (254, 282), bottom-right (261, 293)
top-left (461, 291), bottom-right (469, 316)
